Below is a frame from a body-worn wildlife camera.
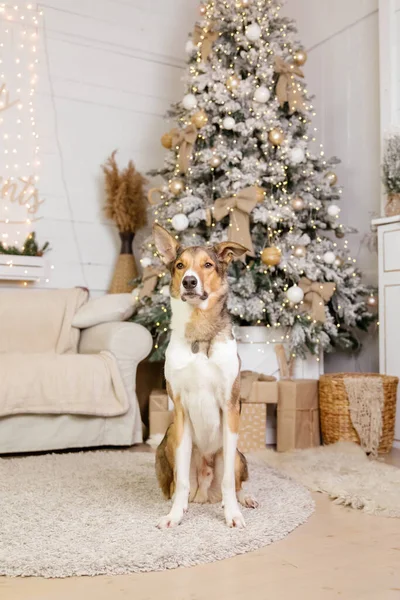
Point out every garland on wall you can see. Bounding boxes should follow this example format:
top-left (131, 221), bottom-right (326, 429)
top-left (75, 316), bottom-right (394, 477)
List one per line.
top-left (0, 4), bottom-right (45, 254)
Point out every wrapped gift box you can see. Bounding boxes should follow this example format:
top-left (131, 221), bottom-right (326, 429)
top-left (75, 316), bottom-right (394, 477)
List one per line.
top-left (240, 370), bottom-right (279, 404)
top-left (149, 389), bottom-right (169, 412)
top-left (277, 379), bottom-right (320, 452)
top-left (149, 389), bottom-right (173, 437)
top-left (238, 403), bottom-right (267, 453)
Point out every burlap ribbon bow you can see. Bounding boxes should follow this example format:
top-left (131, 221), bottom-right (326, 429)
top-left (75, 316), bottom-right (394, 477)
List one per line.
top-left (170, 124), bottom-right (198, 174)
top-left (137, 266), bottom-right (164, 300)
top-left (213, 187), bottom-right (259, 256)
top-left (274, 56), bottom-right (305, 114)
top-left (298, 277), bottom-right (336, 323)
top-left (193, 24), bottom-right (219, 62)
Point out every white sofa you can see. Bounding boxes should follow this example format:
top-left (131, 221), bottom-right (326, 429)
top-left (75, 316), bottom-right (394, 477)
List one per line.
top-left (0, 288), bottom-right (152, 454)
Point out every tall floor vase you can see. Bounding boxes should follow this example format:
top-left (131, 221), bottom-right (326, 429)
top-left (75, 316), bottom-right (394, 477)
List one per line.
top-left (109, 232), bottom-right (138, 294)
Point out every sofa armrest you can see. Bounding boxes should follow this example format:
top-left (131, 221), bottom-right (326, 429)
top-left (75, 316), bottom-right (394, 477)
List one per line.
top-left (79, 322), bottom-right (153, 365)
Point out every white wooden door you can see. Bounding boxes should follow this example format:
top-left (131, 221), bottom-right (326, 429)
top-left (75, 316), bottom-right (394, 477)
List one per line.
top-left (377, 220), bottom-right (400, 447)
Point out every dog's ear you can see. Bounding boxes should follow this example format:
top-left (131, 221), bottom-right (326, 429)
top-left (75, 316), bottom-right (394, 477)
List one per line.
top-left (153, 224), bottom-right (180, 265)
top-left (213, 241), bottom-right (248, 264)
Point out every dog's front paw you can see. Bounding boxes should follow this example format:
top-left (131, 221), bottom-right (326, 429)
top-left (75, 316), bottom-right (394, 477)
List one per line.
top-left (224, 506), bottom-right (246, 529)
top-left (156, 511), bottom-right (183, 529)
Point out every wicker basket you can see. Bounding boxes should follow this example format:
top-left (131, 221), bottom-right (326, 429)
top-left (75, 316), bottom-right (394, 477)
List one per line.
top-left (319, 373), bottom-right (398, 454)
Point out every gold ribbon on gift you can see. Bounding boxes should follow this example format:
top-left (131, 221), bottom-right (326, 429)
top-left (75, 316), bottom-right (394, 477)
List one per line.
top-left (274, 56), bottom-right (305, 114)
top-left (213, 187), bottom-right (259, 256)
top-left (298, 277), bottom-right (336, 323)
top-left (240, 370), bottom-right (276, 402)
top-left (170, 124), bottom-right (198, 173)
top-left (138, 266), bottom-right (164, 300)
top-left (193, 23), bottom-right (219, 62)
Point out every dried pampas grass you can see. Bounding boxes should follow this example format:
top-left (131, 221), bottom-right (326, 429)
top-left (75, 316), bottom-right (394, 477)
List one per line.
top-left (102, 150), bottom-right (147, 233)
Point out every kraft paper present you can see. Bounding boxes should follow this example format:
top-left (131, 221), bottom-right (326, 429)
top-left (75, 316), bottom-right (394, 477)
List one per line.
top-left (238, 403), bottom-right (267, 453)
top-left (277, 379), bottom-right (320, 452)
top-left (240, 371), bottom-right (278, 404)
top-left (149, 389), bottom-right (169, 412)
top-left (149, 409), bottom-right (173, 437)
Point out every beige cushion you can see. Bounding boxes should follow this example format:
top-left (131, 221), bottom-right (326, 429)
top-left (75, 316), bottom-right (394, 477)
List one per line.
top-left (0, 288), bottom-right (88, 354)
top-left (0, 352), bottom-right (129, 417)
top-left (72, 294), bottom-right (134, 329)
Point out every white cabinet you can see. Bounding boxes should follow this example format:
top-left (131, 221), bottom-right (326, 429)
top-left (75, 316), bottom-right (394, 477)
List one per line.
top-left (373, 216), bottom-right (400, 448)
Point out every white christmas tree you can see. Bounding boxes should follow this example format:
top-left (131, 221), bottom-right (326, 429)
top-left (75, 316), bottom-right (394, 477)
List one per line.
top-left (132, 0), bottom-right (375, 360)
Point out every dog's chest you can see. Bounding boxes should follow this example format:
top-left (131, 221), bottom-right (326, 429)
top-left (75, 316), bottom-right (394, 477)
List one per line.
top-left (165, 333), bottom-right (239, 453)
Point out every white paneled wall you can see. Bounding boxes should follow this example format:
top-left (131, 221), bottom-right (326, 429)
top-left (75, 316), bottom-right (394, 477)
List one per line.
top-left (1, 0), bottom-right (197, 293)
top-left (282, 0), bottom-right (380, 372)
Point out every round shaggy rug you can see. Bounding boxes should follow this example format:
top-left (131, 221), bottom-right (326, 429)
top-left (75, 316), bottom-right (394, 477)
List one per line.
top-left (0, 451), bottom-right (314, 578)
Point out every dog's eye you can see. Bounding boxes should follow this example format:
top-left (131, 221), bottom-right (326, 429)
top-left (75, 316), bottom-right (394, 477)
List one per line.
top-left (176, 262), bottom-right (185, 270)
top-left (204, 262), bottom-right (213, 269)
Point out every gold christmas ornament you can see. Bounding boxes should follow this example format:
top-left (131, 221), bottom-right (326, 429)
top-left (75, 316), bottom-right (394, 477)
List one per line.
top-left (291, 196), bottom-right (305, 211)
top-left (268, 128), bottom-right (284, 146)
top-left (161, 132), bottom-right (173, 149)
top-left (335, 229), bottom-right (345, 239)
top-left (209, 155), bottom-right (222, 168)
top-left (334, 256), bottom-right (344, 268)
top-left (235, 0), bottom-right (251, 7)
top-left (255, 186), bottom-right (265, 203)
top-left (226, 74), bottom-right (241, 92)
top-left (293, 49), bottom-right (308, 66)
top-left (191, 109), bottom-right (208, 128)
top-left (199, 4), bottom-right (207, 15)
top-left (325, 171), bottom-right (338, 186)
top-left (169, 178), bottom-right (185, 195)
top-left (367, 295), bottom-right (378, 309)
top-left (293, 245), bottom-right (306, 258)
top-left (261, 246), bottom-right (282, 266)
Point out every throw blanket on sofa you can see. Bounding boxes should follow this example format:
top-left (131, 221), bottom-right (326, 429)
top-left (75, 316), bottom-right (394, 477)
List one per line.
top-left (0, 288), bottom-right (129, 417)
top-left (0, 352), bottom-right (129, 417)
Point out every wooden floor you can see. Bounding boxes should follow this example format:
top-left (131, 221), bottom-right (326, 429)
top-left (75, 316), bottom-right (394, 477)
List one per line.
top-left (1, 447), bottom-right (400, 600)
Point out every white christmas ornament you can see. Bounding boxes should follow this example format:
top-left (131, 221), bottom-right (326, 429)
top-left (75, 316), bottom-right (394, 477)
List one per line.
top-left (245, 23), bottom-right (261, 42)
top-left (254, 86), bottom-right (270, 103)
top-left (223, 116), bottom-right (235, 130)
top-left (171, 213), bottom-right (189, 231)
top-left (161, 285), bottom-right (170, 297)
top-left (182, 94), bottom-right (197, 110)
top-left (323, 251), bottom-right (336, 265)
top-left (185, 40), bottom-right (196, 54)
top-left (289, 147), bottom-right (305, 164)
top-left (327, 204), bottom-right (341, 217)
top-left (140, 257), bottom-right (152, 268)
top-left (286, 285), bottom-right (304, 304)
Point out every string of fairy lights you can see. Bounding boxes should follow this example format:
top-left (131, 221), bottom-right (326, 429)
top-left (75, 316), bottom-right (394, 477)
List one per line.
top-left (144, 0), bottom-right (377, 355)
top-left (0, 2), bottom-right (53, 285)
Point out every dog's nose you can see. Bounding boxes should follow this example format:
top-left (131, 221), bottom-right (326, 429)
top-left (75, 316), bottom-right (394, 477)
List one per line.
top-left (182, 275), bottom-right (197, 290)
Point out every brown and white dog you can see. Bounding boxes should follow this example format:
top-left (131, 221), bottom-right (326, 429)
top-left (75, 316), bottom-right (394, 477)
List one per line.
top-left (153, 224), bottom-right (258, 529)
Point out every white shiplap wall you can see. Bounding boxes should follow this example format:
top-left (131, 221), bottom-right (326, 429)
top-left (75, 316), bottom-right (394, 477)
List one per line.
top-left (283, 0), bottom-right (380, 373)
top-left (1, 0), bottom-right (197, 293)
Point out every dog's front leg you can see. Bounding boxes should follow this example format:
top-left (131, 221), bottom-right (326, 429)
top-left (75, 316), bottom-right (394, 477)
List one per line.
top-left (222, 398), bottom-right (245, 529)
top-left (157, 408), bottom-right (192, 529)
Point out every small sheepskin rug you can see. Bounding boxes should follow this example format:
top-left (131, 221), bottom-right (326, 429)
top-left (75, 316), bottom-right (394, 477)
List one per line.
top-left (0, 451), bottom-right (314, 578)
top-left (260, 441), bottom-right (400, 518)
